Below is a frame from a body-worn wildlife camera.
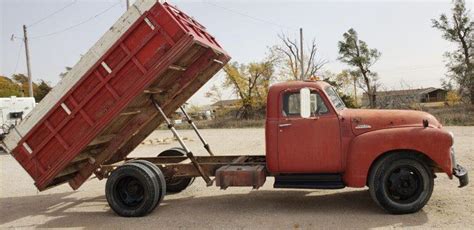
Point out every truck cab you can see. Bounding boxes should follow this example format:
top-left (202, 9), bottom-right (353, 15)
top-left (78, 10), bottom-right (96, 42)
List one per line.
top-left (265, 80), bottom-right (468, 214)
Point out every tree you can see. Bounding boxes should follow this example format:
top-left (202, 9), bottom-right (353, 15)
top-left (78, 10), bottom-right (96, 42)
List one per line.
top-left (222, 60), bottom-right (274, 119)
top-left (272, 33), bottom-right (327, 80)
top-left (3, 74), bottom-right (52, 102)
top-left (0, 76), bottom-right (22, 97)
top-left (338, 28), bottom-right (381, 108)
top-left (35, 80), bottom-right (52, 102)
top-left (432, 0), bottom-right (474, 104)
top-left (321, 71), bottom-right (357, 108)
top-left (446, 90), bottom-right (462, 106)
top-left (205, 84), bottom-right (223, 104)
top-left (11, 73), bottom-right (31, 96)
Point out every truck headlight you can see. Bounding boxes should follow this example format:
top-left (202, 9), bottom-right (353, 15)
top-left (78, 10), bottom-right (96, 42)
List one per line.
top-left (449, 131), bottom-right (454, 146)
top-left (451, 147), bottom-right (456, 169)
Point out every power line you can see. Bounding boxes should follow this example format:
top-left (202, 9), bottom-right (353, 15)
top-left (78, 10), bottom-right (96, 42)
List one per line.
top-left (28, 0), bottom-right (78, 28)
top-left (203, 1), bottom-right (295, 31)
top-left (13, 42), bottom-right (24, 74)
top-left (30, 1), bottom-right (121, 39)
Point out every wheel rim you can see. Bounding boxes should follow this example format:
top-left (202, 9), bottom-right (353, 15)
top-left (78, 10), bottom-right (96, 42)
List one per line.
top-left (115, 176), bottom-right (145, 208)
top-left (166, 177), bottom-right (189, 186)
top-left (385, 166), bottom-right (424, 204)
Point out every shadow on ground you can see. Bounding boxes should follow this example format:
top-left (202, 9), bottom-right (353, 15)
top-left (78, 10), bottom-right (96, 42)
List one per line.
top-left (0, 189), bottom-right (429, 229)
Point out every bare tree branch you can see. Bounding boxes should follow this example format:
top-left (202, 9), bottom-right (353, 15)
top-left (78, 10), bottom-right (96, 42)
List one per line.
top-left (274, 33), bottom-right (326, 80)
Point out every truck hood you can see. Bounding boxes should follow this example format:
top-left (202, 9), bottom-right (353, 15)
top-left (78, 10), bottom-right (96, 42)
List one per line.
top-left (341, 109), bottom-right (442, 136)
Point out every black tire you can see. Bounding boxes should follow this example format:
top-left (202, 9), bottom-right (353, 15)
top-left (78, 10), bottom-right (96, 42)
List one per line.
top-left (128, 160), bottom-right (166, 206)
top-left (105, 163), bottom-right (161, 217)
top-left (368, 153), bottom-right (434, 214)
top-left (158, 148), bottom-right (195, 193)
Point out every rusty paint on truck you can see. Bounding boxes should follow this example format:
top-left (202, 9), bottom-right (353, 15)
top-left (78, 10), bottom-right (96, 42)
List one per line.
top-left (6, 1), bottom-right (230, 191)
top-left (265, 81), bottom-right (455, 186)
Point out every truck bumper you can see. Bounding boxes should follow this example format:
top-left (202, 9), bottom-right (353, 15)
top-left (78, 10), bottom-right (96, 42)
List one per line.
top-left (453, 164), bottom-right (468, 188)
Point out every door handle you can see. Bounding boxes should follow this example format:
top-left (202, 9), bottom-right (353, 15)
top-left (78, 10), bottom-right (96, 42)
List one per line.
top-left (279, 123), bottom-right (292, 128)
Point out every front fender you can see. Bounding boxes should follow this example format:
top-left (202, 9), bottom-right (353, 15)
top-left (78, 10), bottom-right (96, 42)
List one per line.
top-left (343, 127), bottom-right (453, 187)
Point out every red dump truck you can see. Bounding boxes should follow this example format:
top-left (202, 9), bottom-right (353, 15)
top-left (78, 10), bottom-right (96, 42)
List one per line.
top-left (1, 0), bottom-right (467, 218)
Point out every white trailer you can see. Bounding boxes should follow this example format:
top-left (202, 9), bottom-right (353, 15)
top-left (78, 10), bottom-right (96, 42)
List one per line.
top-left (0, 96), bottom-right (36, 135)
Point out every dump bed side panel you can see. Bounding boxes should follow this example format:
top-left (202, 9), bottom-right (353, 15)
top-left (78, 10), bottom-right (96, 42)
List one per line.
top-left (2, 0), bottom-right (156, 152)
top-left (4, 1), bottom-right (230, 191)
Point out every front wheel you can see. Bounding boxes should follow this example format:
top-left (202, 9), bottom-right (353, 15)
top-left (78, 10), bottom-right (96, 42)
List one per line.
top-left (368, 153), bottom-right (434, 214)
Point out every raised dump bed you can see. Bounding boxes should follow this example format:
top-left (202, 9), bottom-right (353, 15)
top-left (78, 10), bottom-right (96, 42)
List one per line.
top-left (2, 0), bottom-right (230, 191)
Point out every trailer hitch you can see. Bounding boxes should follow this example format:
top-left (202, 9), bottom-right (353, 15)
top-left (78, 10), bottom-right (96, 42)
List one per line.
top-left (150, 97), bottom-right (213, 186)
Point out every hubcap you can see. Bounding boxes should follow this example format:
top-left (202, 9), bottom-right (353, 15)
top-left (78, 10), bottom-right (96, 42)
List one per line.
top-left (385, 166), bottom-right (423, 204)
top-left (115, 176), bottom-right (145, 207)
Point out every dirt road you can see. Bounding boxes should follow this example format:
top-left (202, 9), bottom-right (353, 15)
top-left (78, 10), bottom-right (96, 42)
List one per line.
top-left (1, 127), bottom-right (473, 229)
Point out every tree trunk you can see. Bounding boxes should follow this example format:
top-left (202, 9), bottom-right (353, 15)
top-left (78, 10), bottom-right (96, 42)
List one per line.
top-left (371, 93), bottom-right (376, 108)
top-left (238, 103), bottom-right (254, 120)
top-left (470, 84), bottom-right (474, 105)
top-left (361, 72), bottom-right (376, 108)
top-left (371, 85), bottom-right (377, 108)
top-left (366, 92), bottom-right (376, 108)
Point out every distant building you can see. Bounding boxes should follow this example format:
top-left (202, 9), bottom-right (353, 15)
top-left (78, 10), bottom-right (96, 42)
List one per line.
top-left (362, 87), bottom-right (448, 108)
top-left (210, 99), bottom-right (241, 118)
top-left (211, 99), bottom-right (241, 109)
top-left (174, 105), bottom-right (214, 121)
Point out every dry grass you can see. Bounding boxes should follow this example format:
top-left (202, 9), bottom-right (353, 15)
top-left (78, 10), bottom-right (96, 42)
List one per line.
top-left (195, 118), bottom-right (265, 129)
top-left (423, 105), bottom-right (474, 126)
top-left (159, 118), bottom-right (265, 130)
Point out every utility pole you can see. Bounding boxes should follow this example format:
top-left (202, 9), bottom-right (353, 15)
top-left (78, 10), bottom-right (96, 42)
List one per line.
top-left (299, 28), bottom-right (304, 80)
top-left (23, 25), bottom-right (34, 98)
top-left (126, 0), bottom-right (129, 10)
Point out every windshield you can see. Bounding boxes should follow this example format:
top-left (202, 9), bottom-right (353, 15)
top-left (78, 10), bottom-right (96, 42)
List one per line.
top-left (324, 86), bottom-right (346, 110)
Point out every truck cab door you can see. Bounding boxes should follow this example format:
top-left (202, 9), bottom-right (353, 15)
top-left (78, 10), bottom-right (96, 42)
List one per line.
top-left (277, 89), bottom-right (342, 173)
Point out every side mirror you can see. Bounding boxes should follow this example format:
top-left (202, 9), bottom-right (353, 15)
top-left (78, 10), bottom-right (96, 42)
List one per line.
top-left (300, 88), bottom-right (311, 118)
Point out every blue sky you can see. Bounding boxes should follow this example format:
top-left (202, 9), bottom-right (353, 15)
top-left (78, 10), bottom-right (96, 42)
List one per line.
top-left (1, 0), bottom-right (472, 105)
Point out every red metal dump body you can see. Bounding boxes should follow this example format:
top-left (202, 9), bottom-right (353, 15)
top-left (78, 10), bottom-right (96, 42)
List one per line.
top-left (6, 1), bottom-right (230, 191)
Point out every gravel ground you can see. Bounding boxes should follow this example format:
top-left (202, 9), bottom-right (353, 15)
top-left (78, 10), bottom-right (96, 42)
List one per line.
top-left (0, 127), bottom-right (473, 229)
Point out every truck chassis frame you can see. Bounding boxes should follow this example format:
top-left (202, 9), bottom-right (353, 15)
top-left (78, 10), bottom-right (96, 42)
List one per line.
top-left (98, 98), bottom-right (267, 185)
top-left (100, 155), bottom-right (266, 181)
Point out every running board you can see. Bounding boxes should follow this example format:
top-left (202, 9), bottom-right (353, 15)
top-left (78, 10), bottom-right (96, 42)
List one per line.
top-left (274, 174), bottom-right (345, 189)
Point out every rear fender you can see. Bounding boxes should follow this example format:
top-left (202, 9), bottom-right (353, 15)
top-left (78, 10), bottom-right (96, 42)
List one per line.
top-left (343, 127), bottom-right (453, 187)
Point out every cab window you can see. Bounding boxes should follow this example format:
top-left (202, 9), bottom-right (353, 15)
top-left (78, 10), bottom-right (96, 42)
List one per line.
top-left (282, 91), bottom-right (329, 117)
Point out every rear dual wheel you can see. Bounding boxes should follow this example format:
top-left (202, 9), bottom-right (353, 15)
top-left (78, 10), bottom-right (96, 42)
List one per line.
top-left (158, 148), bottom-right (195, 193)
top-left (105, 161), bottom-right (166, 217)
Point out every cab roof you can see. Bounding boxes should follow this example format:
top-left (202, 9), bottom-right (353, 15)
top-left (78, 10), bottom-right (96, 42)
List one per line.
top-left (266, 80), bottom-right (333, 119)
top-left (269, 80), bottom-right (331, 92)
